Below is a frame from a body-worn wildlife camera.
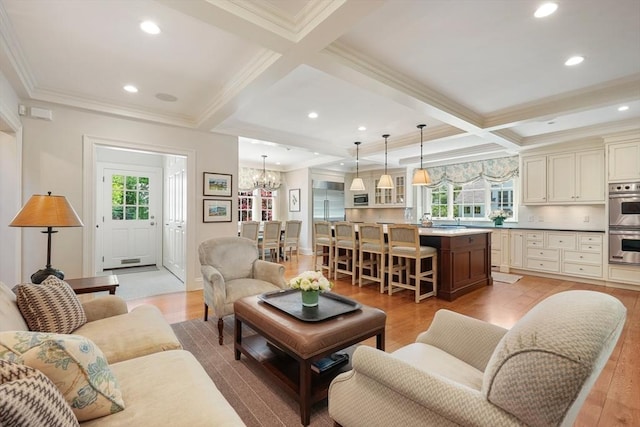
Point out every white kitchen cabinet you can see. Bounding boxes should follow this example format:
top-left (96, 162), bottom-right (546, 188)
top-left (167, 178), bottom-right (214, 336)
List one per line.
top-left (523, 149), bottom-right (604, 205)
top-left (522, 156), bottom-right (547, 204)
top-left (509, 230), bottom-right (524, 268)
top-left (608, 139), bottom-right (640, 182)
top-left (491, 229), bottom-right (510, 271)
top-left (373, 172), bottom-right (405, 206)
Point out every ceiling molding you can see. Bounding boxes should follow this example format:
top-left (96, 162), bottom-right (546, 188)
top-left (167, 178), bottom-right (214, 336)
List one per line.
top-left (0, 2), bottom-right (36, 96)
top-left (484, 74), bottom-right (640, 130)
top-left (520, 118), bottom-right (640, 148)
top-left (398, 143), bottom-right (507, 166)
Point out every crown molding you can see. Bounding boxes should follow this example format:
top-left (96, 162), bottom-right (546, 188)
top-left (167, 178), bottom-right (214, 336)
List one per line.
top-left (0, 2), bottom-right (36, 96)
top-left (398, 143), bottom-right (508, 166)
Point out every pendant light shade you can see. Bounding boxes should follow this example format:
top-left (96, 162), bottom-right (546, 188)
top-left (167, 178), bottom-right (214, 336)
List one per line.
top-left (377, 134), bottom-right (394, 189)
top-left (412, 124), bottom-right (431, 186)
top-left (350, 141), bottom-right (366, 192)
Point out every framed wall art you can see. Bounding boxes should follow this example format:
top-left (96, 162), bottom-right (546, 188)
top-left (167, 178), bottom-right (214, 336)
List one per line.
top-left (289, 188), bottom-right (300, 212)
top-left (203, 199), bottom-right (232, 223)
top-left (203, 172), bottom-right (232, 197)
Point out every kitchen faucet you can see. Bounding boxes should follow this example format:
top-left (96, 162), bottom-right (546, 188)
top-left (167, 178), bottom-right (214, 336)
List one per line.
top-left (455, 217), bottom-right (460, 226)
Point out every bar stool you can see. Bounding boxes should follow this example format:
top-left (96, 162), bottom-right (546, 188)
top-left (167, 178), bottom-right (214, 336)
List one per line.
top-left (313, 221), bottom-right (334, 277)
top-left (358, 223), bottom-right (388, 293)
top-left (334, 222), bottom-right (358, 286)
top-left (259, 221), bottom-right (282, 262)
top-left (388, 224), bottom-right (437, 303)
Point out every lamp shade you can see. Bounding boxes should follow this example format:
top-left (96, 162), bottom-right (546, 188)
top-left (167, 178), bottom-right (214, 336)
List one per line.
top-left (350, 177), bottom-right (366, 192)
top-left (412, 168), bottom-right (431, 186)
top-left (10, 194), bottom-right (83, 228)
top-left (377, 174), bottom-right (394, 189)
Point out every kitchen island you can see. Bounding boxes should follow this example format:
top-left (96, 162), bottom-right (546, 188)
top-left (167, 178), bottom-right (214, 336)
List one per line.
top-left (417, 227), bottom-right (493, 301)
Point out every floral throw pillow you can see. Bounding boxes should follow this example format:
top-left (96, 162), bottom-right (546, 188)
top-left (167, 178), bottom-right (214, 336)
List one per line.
top-left (0, 331), bottom-right (125, 422)
top-left (14, 275), bottom-right (87, 334)
top-left (0, 359), bottom-right (79, 427)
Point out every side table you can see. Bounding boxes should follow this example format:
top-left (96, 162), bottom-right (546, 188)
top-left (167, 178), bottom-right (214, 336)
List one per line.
top-left (65, 275), bottom-right (119, 295)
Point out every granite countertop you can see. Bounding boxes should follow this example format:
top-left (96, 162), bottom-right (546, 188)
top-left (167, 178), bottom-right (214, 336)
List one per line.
top-left (444, 224), bottom-right (606, 233)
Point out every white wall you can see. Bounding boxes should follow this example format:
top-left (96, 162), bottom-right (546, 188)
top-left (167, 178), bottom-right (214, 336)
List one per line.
top-left (283, 168), bottom-right (312, 252)
top-left (19, 102), bottom-right (238, 290)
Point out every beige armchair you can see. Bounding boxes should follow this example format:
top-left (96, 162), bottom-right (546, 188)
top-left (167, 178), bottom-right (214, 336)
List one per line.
top-left (329, 290), bottom-right (626, 427)
top-left (198, 236), bottom-right (287, 344)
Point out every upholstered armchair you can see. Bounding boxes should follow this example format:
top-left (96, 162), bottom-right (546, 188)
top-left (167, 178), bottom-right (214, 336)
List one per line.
top-left (329, 290), bottom-right (626, 427)
top-left (198, 236), bottom-right (287, 344)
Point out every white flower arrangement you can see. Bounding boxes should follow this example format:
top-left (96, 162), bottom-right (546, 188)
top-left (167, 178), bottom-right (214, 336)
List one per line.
top-left (488, 210), bottom-right (510, 221)
top-left (289, 271), bottom-right (333, 292)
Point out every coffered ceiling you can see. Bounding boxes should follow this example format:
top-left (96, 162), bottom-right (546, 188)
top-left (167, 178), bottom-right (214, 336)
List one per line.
top-left (1, 0), bottom-right (639, 172)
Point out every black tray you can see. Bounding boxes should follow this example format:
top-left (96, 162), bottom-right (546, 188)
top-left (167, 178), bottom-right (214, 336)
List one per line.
top-left (257, 289), bottom-right (362, 322)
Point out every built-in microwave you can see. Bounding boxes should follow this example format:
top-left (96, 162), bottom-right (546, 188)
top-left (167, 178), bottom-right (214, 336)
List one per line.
top-left (354, 194), bottom-right (368, 206)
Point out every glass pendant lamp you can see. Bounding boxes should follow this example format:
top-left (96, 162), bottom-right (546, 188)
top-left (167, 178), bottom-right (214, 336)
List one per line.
top-left (412, 124), bottom-right (431, 185)
top-left (349, 141), bottom-right (366, 191)
top-left (377, 134), bottom-right (394, 189)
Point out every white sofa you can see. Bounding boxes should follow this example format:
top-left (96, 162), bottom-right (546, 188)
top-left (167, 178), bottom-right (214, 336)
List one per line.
top-left (0, 281), bottom-right (245, 426)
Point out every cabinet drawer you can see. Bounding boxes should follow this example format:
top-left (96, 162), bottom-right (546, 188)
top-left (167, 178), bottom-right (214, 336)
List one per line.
top-left (547, 233), bottom-right (576, 250)
top-left (527, 248), bottom-right (558, 260)
top-left (526, 258), bottom-right (559, 272)
top-left (579, 234), bottom-right (603, 245)
top-left (525, 232), bottom-right (543, 240)
top-left (564, 250), bottom-right (601, 264)
top-left (579, 243), bottom-right (602, 253)
top-left (526, 240), bottom-right (544, 248)
top-left (563, 263), bottom-right (602, 278)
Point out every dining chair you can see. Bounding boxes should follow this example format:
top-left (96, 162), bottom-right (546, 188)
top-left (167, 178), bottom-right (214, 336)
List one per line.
top-left (259, 221), bottom-right (282, 262)
top-left (239, 221), bottom-right (260, 244)
top-left (280, 220), bottom-right (302, 261)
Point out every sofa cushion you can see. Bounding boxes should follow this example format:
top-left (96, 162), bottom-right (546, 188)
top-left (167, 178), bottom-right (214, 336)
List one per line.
top-left (0, 281), bottom-right (29, 332)
top-left (0, 331), bottom-right (125, 422)
top-left (73, 304), bottom-right (182, 364)
top-left (80, 350), bottom-right (245, 427)
top-left (14, 276), bottom-right (87, 334)
top-left (0, 359), bottom-right (79, 427)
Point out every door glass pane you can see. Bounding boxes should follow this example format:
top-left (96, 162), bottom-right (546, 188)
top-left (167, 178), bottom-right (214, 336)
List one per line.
top-left (112, 206), bottom-right (123, 220)
top-left (125, 206), bottom-right (136, 220)
top-left (139, 191), bottom-right (149, 205)
top-left (138, 207), bottom-right (149, 220)
top-left (125, 191), bottom-right (137, 205)
top-left (126, 176), bottom-right (138, 190)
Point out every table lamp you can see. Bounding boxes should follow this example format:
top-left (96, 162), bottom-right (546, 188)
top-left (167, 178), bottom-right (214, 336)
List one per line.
top-left (9, 192), bottom-right (84, 283)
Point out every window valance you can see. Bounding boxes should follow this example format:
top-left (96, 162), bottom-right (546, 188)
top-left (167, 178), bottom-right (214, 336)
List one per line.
top-left (417, 156), bottom-right (519, 187)
top-left (238, 166), bottom-right (282, 191)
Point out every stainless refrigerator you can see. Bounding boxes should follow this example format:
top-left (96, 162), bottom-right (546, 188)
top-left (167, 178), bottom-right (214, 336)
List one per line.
top-left (312, 181), bottom-right (345, 222)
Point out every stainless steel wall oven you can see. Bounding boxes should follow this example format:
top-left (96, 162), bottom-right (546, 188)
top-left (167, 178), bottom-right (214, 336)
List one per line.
top-left (609, 182), bottom-right (640, 265)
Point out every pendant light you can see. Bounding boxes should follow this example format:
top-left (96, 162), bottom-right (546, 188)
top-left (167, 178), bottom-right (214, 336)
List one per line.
top-left (412, 124), bottom-right (431, 185)
top-left (349, 141), bottom-right (366, 191)
top-left (377, 134), bottom-right (394, 189)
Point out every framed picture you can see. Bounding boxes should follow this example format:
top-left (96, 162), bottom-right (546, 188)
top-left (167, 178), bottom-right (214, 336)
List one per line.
top-left (289, 188), bottom-right (300, 212)
top-left (203, 172), bottom-right (232, 197)
top-left (203, 199), bottom-right (232, 223)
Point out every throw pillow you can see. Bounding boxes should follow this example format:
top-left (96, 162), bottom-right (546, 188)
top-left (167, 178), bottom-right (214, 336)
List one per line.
top-left (0, 330), bottom-right (125, 422)
top-left (0, 359), bottom-right (79, 427)
top-left (15, 275), bottom-right (87, 334)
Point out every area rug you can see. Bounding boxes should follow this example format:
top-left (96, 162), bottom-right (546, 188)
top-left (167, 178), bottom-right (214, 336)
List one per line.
top-left (171, 318), bottom-right (333, 427)
top-left (492, 271), bottom-right (523, 284)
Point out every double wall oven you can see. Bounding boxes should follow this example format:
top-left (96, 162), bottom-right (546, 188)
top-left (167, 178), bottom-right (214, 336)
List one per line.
top-left (609, 182), bottom-right (640, 265)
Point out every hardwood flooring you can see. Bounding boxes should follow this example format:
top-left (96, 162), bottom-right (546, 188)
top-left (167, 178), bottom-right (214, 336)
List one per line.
top-left (127, 255), bottom-right (639, 426)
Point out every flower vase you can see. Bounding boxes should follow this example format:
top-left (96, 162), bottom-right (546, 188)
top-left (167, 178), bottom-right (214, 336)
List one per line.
top-left (494, 218), bottom-right (504, 226)
top-left (301, 290), bottom-right (320, 307)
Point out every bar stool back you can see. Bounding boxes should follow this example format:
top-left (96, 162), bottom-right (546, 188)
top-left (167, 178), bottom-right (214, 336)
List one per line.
top-left (388, 224), bottom-right (437, 303)
top-left (313, 221), bottom-right (334, 276)
top-left (358, 223), bottom-right (388, 293)
top-left (334, 222), bottom-right (358, 285)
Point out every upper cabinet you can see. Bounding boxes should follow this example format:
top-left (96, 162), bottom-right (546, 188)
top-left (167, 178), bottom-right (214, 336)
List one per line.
top-left (522, 148), bottom-right (605, 205)
top-left (374, 173), bottom-right (405, 206)
top-left (608, 139), bottom-right (640, 182)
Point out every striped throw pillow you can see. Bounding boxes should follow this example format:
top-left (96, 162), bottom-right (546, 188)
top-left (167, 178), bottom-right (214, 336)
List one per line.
top-left (0, 359), bottom-right (79, 427)
top-left (15, 276), bottom-right (87, 334)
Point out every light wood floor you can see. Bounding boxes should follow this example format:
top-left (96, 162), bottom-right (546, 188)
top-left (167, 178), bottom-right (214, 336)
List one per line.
top-left (127, 255), bottom-right (639, 426)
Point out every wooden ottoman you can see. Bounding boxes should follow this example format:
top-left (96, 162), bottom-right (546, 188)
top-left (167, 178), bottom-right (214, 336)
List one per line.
top-left (234, 294), bottom-right (386, 426)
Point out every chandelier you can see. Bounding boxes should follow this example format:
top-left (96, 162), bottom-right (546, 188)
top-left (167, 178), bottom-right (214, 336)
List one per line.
top-left (253, 155), bottom-right (279, 191)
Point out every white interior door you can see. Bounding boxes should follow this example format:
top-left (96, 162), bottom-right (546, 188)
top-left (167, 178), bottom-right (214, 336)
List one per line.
top-left (163, 156), bottom-right (186, 281)
top-left (101, 166), bottom-right (160, 269)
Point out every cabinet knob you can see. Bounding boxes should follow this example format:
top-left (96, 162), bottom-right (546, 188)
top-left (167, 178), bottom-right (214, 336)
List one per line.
top-left (559, 240), bottom-right (563, 243)
top-left (579, 268), bottom-right (583, 271)
top-left (539, 252), bottom-right (543, 255)
top-left (580, 256), bottom-right (583, 259)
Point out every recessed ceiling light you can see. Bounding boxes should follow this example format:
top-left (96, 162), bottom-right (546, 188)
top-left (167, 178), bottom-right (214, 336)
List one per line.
top-left (565, 56), bottom-right (584, 66)
top-left (534, 2), bottom-right (558, 18)
top-left (358, 126), bottom-right (366, 131)
top-left (155, 93), bottom-right (177, 102)
top-left (308, 112), bottom-right (318, 119)
top-left (618, 105), bottom-right (630, 112)
top-left (276, 162), bottom-right (281, 165)
top-left (123, 85), bottom-right (138, 93)
top-left (140, 21), bottom-right (160, 35)
top-left (340, 162), bottom-right (344, 166)
top-left (313, 152), bottom-right (319, 155)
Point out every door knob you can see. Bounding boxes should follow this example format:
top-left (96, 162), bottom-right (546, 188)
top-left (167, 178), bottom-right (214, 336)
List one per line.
top-left (150, 222), bottom-right (155, 226)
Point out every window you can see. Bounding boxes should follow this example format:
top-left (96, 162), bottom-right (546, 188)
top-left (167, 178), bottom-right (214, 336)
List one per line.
top-left (111, 174), bottom-right (149, 220)
top-left (237, 189), bottom-right (277, 222)
top-left (238, 191), bottom-right (253, 221)
top-left (423, 178), bottom-right (517, 220)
